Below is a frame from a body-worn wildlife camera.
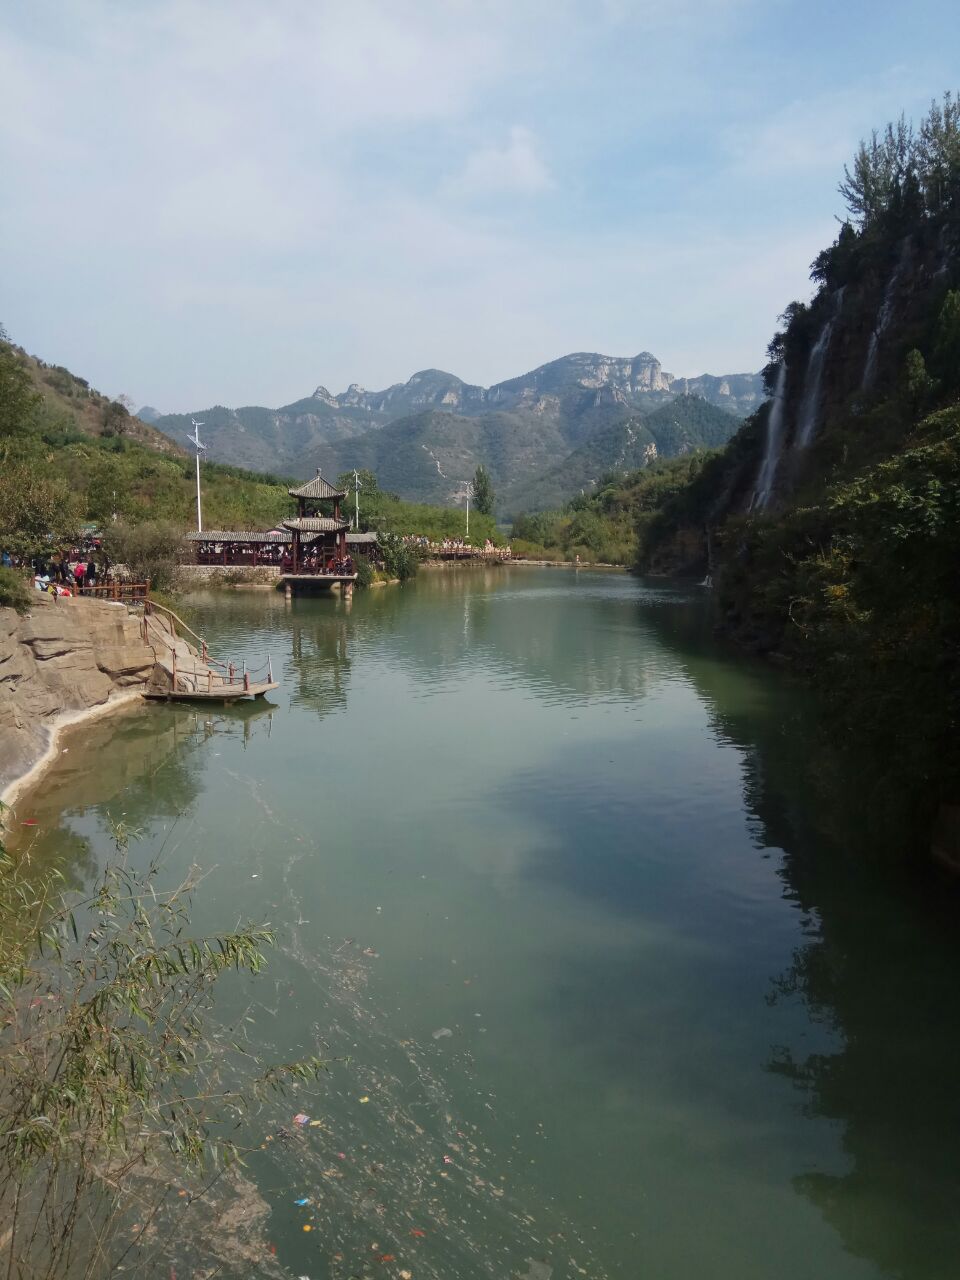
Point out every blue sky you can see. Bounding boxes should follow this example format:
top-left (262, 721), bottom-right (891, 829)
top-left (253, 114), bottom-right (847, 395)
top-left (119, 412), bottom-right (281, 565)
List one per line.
top-left (1, 0), bottom-right (957, 410)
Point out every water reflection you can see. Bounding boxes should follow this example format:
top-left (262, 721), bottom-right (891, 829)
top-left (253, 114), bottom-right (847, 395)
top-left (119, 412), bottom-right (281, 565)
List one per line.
top-left (12, 571), bottom-right (960, 1279)
top-left (8, 703), bottom-right (275, 889)
top-left (345, 568), bottom-right (681, 705)
top-left (288, 612), bottom-right (351, 717)
top-left (639, 585), bottom-right (960, 1279)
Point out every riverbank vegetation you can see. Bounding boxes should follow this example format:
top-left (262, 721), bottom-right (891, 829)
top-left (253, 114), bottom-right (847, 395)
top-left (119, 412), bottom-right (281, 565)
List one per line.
top-left (0, 815), bottom-right (326, 1277)
top-left (336, 470), bottom-right (500, 545)
top-left (510, 453), bottom-right (715, 564)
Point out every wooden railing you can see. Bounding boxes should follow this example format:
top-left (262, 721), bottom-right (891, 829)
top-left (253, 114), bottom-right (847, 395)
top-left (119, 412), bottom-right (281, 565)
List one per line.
top-left (143, 597), bottom-right (209, 659)
top-left (142, 598), bottom-right (274, 693)
top-left (75, 581), bottom-right (150, 601)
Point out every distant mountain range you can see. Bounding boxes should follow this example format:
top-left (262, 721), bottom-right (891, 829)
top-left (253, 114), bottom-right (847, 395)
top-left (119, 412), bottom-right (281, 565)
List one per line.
top-left (146, 352), bottom-right (763, 513)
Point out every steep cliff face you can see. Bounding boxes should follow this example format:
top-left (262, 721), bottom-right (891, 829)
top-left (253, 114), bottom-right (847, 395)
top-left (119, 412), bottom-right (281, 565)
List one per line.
top-left (634, 165), bottom-right (960, 848)
top-left (0, 595), bottom-right (155, 797)
top-left (739, 222), bottom-right (959, 515)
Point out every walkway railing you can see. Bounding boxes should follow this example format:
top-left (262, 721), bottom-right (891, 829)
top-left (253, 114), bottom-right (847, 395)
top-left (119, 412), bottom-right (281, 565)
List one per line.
top-left (143, 597), bottom-right (210, 658)
top-left (75, 580), bottom-right (150, 601)
top-left (141, 598), bottom-right (274, 694)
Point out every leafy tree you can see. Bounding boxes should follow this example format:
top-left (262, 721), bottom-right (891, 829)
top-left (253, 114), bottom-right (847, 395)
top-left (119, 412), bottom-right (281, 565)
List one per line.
top-left (378, 530), bottom-right (419, 581)
top-left (103, 520), bottom-right (184, 590)
top-left (472, 464), bottom-right (494, 516)
top-left (931, 289), bottom-right (960, 394)
top-left (85, 455), bottom-right (134, 525)
top-left (101, 398), bottom-right (130, 437)
top-left (0, 461), bottom-right (79, 555)
top-left (902, 348), bottom-right (938, 413)
top-left (916, 90), bottom-right (960, 213)
top-left (839, 117), bottom-right (915, 229)
top-left (0, 327), bottom-right (40, 441)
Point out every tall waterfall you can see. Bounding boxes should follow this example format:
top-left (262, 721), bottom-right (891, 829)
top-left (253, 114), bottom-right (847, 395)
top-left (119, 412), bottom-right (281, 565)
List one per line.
top-left (862, 239), bottom-right (911, 389)
top-left (795, 288), bottom-right (844, 450)
top-left (750, 361), bottom-right (788, 511)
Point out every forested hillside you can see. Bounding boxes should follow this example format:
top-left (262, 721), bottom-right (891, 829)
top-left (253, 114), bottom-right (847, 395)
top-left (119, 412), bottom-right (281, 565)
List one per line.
top-left (152, 352), bottom-right (758, 510)
top-left (509, 396), bottom-right (736, 513)
top-left (633, 93), bottom-right (960, 850)
top-left (0, 332), bottom-right (301, 544)
top-left (0, 333), bottom-right (502, 553)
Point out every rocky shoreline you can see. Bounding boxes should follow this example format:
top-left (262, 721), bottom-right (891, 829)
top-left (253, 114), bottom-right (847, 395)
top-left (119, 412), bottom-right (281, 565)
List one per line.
top-left (0, 594), bottom-right (156, 808)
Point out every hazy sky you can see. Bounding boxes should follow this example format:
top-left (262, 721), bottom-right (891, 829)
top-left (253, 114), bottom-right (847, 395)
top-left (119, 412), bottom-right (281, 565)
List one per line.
top-left (2, 1), bottom-right (957, 411)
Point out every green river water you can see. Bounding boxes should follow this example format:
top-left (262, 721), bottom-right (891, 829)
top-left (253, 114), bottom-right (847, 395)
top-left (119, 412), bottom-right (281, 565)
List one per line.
top-left (14, 567), bottom-right (960, 1279)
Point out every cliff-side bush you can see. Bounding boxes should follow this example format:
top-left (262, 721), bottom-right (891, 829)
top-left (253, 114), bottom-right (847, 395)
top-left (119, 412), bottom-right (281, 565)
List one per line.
top-left (0, 567), bottom-right (30, 613)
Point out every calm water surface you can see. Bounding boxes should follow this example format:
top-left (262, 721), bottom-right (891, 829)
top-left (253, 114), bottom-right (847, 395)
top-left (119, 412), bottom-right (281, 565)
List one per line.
top-left (17, 568), bottom-right (960, 1279)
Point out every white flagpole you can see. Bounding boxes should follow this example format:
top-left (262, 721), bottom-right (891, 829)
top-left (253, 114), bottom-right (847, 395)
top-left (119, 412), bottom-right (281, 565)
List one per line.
top-left (190, 420), bottom-right (206, 532)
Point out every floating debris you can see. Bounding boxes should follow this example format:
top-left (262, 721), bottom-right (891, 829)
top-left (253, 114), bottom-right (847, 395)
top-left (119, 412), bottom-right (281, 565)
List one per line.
top-left (431, 1027), bottom-right (453, 1040)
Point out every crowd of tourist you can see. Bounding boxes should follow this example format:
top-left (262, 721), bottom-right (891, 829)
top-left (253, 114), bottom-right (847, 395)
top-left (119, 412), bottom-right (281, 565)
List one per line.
top-left (1, 546), bottom-right (110, 597)
top-left (280, 550), bottom-right (355, 575)
top-left (402, 536), bottom-right (512, 559)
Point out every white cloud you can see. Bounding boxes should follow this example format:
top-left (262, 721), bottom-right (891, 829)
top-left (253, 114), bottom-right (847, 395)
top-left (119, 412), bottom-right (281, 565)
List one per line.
top-left (724, 76), bottom-right (932, 179)
top-left (2, 0), bottom-right (952, 409)
top-left (445, 127), bottom-right (554, 199)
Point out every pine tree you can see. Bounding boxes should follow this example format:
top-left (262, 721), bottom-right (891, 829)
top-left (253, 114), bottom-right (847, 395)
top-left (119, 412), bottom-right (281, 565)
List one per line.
top-left (473, 464), bottom-right (494, 516)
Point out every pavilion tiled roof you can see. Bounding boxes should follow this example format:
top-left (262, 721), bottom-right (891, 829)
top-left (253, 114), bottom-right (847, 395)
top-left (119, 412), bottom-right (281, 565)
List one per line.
top-left (184, 530), bottom-right (289, 543)
top-left (288, 470), bottom-right (346, 501)
top-left (281, 517), bottom-right (349, 533)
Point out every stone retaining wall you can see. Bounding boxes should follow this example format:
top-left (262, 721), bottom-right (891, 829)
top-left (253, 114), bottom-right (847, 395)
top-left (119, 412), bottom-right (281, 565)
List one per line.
top-left (178, 565), bottom-right (282, 585)
top-left (0, 594), bottom-right (156, 797)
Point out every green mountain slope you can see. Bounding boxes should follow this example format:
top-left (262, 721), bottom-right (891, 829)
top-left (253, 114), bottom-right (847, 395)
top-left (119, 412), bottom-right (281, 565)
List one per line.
top-left (0, 332), bottom-right (299, 536)
top-left (150, 353), bottom-right (762, 506)
top-left (509, 396), bottom-right (738, 512)
top-left (0, 333), bottom-right (506, 547)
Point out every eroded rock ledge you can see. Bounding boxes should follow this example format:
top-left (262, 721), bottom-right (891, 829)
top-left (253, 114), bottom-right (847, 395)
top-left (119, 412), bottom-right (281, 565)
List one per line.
top-left (0, 594), bottom-right (155, 797)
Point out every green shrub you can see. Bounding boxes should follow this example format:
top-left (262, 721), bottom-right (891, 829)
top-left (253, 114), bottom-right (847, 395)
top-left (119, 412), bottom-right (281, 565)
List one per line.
top-left (379, 531), bottom-right (419, 581)
top-left (103, 520), bottom-right (184, 591)
top-left (353, 557), bottom-right (375, 590)
top-left (0, 566), bottom-right (31, 612)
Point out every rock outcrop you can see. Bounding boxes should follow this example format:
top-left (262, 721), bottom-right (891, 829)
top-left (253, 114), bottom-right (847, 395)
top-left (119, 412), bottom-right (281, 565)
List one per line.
top-left (0, 594), bottom-right (155, 796)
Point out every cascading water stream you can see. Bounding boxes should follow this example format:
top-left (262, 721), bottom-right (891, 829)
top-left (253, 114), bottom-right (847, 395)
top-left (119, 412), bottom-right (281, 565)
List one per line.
top-left (750, 360), bottom-right (788, 511)
top-left (863, 239), bottom-right (912, 389)
top-left (795, 287), bottom-right (844, 450)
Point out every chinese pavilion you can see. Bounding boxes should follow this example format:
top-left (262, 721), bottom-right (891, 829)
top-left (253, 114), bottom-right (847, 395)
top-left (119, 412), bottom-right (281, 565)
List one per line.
top-left (280, 470), bottom-right (354, 585)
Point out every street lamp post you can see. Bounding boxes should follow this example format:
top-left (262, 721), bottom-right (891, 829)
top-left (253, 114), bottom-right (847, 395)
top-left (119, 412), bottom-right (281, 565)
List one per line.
top-left (189, 420), bottom-right (206, 532)
top-left (353, 469), bottom-right (362, 531)
top-left (458, 481), bottom-right (474, 540)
